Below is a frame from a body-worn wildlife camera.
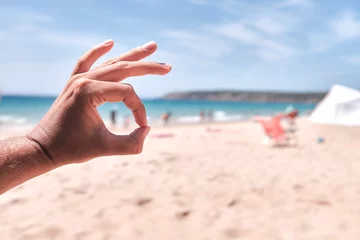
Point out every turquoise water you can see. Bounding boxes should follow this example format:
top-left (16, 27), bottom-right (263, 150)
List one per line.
top-left (0, 95), bottom-right (316, 127)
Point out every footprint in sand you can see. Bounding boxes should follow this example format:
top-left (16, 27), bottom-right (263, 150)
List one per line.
top-left (55, 193), bottom-right (66, 201)
top-left (299, 222), bottom-right (312, 232)
top-left (223, 228), bottom-right (241, 238)
top-left (58, 177), bottom-right (69, 184)
top-left (94, 209), bottom-right (105, 219)
top-left (20, 226), bottom-right (63, 240)
top-left (122, 162), bottom-right (129, 167)
top-left (64, 186), bottom-right (88, 195)
top-left (74, 231), bottom-right (90, 240)
top-left (165, 156), bottom-right (178, 162)
top-left (227, 199), bottom-right (238, 207)
top-left (293, 184), bottom-right (304, 191)
top-left (313, 199), bottom-right (332, 206)
top-left (9, 197), bottom-right (26, 205)
top-left (173, 199), bottom-right (187, 207)
top-left (338, 221), bottom-right (348, 231)
top-left (223, 227), bottom-right (253, 238)
top-left (72, 188), bottom-right (87, 195)
top-left (175, 210), bottom-right (192, 219)
top-left (135, 197), bottom-right (153, 206)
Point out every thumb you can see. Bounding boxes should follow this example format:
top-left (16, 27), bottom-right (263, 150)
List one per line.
top-left (105, 126), bottom-right (151, 156)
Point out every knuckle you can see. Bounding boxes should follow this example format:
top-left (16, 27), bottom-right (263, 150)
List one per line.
top-left (74, 78), bottom-right (91, 89)
top-left (104, 58), bottom-right (118, 66)
top-left (76, 57), bottom-right (86, 66)
top-left (122, 83), bottom-right (135, 93)
top-left (135, 103), bottom-right (145, 112)
top-left (147, 63), bottom-right (159, 74)
top-left (72, 78), bottom-right (91, 97)
top-left (117, 62), bottom-right (131, 78)
top-left (70, 73), bottom-right (84, 82)
top-left (130, 47), bottom-right (140, 56)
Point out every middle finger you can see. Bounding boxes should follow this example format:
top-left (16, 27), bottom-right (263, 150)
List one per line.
top-left (88, 61), bottom-right (172, 82)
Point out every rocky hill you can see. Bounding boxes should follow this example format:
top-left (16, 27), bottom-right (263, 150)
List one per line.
top-left (162, 90), bottom-right (327, 103)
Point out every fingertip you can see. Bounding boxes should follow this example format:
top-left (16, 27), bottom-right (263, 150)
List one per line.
top-left (142, 41), bottom-right (157, 51)
top-left (137, 121), bottom-right (148, 128)
top-left (130, 126), bottom-right (151, 141)
top-left (134, 114), bottom-right (148, 128)
top-left (139, 126), bottom-right (151, 137)
top-left (103, 39), bottom-right (114, 47)
top-left (144, 126), bottom-right (151, 137)
top-left (162, 65), bottom-right (172, 75)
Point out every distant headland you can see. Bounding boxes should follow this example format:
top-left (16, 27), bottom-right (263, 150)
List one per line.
top-left (162, 90), bottom-right (327, 103)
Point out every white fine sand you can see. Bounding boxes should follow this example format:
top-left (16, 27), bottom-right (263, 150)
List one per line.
top-left (1, 118), bottom-right (360, 239)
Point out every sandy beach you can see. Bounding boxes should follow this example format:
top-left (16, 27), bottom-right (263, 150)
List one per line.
top-left (1, 118), bottom-right (360, 239)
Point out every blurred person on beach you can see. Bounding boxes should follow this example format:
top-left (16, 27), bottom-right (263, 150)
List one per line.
top-left (282, 106), bottom-right (299, 145)
top-left (207, 110), bottom-right (213, 122)
top-left (199, 110), bottom-right (205, 122)
top-left (110, 105), bottom-right (118, 127)
top-left (123, 115), bottom-right (131, 129)
top-left (0, 39), bottom-right (172, 194)
top-left (161, 111), bottom-right (171, 125)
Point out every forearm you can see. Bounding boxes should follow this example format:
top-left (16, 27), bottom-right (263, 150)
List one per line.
top-left (0, 136), bottom-right (55, 194)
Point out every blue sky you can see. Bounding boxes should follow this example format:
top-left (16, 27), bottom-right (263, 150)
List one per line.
top-left (1, 0), bottom-right (360, 97)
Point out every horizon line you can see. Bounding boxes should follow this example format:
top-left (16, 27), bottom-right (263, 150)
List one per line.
top-left (1, 88), bottom-right (333, 98)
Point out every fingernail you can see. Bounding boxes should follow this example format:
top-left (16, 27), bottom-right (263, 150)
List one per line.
top-left (103, 39), bottom-right (113, 46)
top-left (142, 41), bottom-right (156, 50)
top-left (158, 63), bottom-right (171, 68)
top-left (157, 62), bottom-right (172, 68)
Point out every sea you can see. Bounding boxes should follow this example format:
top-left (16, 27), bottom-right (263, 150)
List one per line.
top-left (0, 95), bottom-right (316, 129)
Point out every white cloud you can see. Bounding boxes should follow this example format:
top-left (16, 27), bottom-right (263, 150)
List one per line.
top-left (187, 1), bottom-right (304, 61)
top-left (174, 0), bottom-right (305, 62)
top-left (330, 11), bottom-right (360, 40)
top-left (162, 30), bottom-right (231, 58)
top-left (309, 11), bottom-right (360, 54)
top-left (250, 17), bottom-right (288, 35)
top-left (344, 56), bottom-right (360, 65)
top-left (308, 33), bottom-right (334, 53)
top-left (0, 8), bottom-right (115, 95)
top-left (4, 0), bottom-right (358, 96)
top-left (279, 0), bottom-right (312, 8)
top-left (212, 23), bottom-right (296, 61)
top-left (0, 7), bottom-right (104, 49)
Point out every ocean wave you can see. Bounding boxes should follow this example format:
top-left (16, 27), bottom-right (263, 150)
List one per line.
top-left (0, 115), bottom-right (14, 122)
top-left (176, 111), bottom-right (245, 123)
top-left (0, 114), bottom-right (28, 125)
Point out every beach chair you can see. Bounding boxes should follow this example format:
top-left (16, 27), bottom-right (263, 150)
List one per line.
top-left (282, 110), bottom-right (299, 145)
top-left (255, 115), bottom-right (289, 146)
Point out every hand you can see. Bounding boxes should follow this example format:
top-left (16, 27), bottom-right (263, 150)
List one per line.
top-left (27, 40), bottom-right (172, 166)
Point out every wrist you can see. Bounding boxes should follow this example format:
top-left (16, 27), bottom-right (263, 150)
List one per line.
top-left (24, 135), bottom-right (57, 168)
top-left (0, 136), bottom-right (56, 194)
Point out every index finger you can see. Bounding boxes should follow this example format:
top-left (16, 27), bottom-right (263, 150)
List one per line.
top-left (87, 81), bottom-right (147, 127)
top-left (88, 61), bottom-right (172, 82)
top-left (71, 39), bottom-right (114, 76)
